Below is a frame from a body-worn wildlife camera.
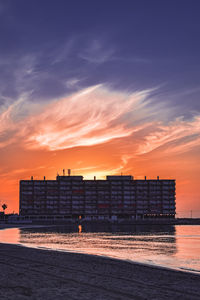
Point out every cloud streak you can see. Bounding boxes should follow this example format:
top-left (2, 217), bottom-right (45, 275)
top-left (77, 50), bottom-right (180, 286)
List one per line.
top-left (26, 85), bottom-right (149, 150)
top-left (137, 116), bottom-right (200, 155)
top-left (78, 40), bottom-right (114, 64)
top-left (0, 84), bottom-right (200, 156)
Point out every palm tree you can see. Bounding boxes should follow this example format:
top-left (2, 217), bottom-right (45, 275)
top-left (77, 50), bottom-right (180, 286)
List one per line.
top-left (2, 204), bottom-right (7, 213)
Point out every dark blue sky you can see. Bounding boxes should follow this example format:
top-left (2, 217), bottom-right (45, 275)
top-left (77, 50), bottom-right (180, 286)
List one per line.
top-left (0, 0), bottom-right (200, 117)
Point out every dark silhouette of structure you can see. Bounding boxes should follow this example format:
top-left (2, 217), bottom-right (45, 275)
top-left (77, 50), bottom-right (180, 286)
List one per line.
top-left (19, 172), bottom-right (176, 220)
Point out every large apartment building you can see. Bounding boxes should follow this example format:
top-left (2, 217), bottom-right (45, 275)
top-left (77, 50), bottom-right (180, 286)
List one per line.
top-left (19, 173), bottom-right (176, 220)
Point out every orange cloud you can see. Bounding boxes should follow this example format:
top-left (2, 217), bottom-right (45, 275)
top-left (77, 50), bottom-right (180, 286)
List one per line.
top-left (0, 85), bottom-right (200, 216)
top-left (137, 116), bottom-right (200, 155)
top-left (25, 85), bottom-right (149, 150)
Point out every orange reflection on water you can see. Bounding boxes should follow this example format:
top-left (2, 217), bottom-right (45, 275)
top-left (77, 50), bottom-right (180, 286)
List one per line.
top-left (0, 225), bottom-right (200, 274)
top-left (78, 225), bottom-right (82, 233)
top-left (0, 228), bottom-right (20, 244)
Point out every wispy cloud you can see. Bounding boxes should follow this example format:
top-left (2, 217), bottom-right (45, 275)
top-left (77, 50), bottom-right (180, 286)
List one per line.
top-left (0, 166), bottom-right (46, 181)
top-left (137, 116), bottom-right (200, 155)
top-left (65, 78), bottom-right (82, 88)
top-left (111, 56), bottom-right (152, 64)
top-left (50, 38), bottom-right (75, 65)
top-left (0, 84), bottom-right (200, 157)
top-left (26, 85), bottom-right (148, 150)
top-left (78, 40), bottom-right (114, 64)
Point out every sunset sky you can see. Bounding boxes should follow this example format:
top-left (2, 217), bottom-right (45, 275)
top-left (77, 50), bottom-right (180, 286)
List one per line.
top-left (0, 0), bottom-right (200, 216)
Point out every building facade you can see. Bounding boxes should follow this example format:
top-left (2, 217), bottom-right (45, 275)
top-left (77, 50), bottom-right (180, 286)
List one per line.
top-left (20, 174), bottom-right (176, 219)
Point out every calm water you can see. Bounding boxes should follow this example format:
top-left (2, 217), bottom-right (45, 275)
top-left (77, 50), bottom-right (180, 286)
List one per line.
top-left (0, 224), bottom-right (200, 274)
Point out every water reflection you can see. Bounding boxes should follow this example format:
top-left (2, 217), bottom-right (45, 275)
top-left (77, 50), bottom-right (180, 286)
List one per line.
top-left (0, 225), bottom-right (200, 274)
top-left (78, 224), bottom-right (82, 233)
top-left (0, 228), bottom-right (20, 244)
top-left (19, 224), bottom-right (177, 259)
top-left (19, 223), bottom-right (176, 234)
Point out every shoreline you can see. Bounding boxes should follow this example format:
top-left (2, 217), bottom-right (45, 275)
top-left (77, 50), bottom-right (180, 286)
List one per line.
top-left (1, 239), bottom-right (200, 276)
top-left (1, 219), bottom-right (200, 233)
top-left (2, 217), bottom-right (200, 227)
top-left (0, 243), bottom-right (199, 299)
top-left (16, 242), bottom-right (200, 276)
top-left (0, 223), bottom-right (59, 230)
top-left (1, 223), bottom-right (200, 277)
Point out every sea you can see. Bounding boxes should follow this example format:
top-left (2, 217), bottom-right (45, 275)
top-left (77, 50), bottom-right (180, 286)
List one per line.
top-left (0, 224), bottom-right (200, 275)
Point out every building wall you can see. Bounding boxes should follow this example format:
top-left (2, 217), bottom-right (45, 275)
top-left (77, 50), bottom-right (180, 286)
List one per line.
top-left (20, 175), bottom-right (176, 218)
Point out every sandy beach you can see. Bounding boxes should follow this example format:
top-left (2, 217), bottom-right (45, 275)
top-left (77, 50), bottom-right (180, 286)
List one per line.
top-left (0, 243), bottom-right (199, 300)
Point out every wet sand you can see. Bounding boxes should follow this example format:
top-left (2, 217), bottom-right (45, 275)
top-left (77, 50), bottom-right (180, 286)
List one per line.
top-left (0, 243), bottom-right (199, 299)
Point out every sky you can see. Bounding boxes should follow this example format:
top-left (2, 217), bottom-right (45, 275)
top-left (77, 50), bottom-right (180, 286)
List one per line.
top-left (0, 0), bottom-right (200, 216)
